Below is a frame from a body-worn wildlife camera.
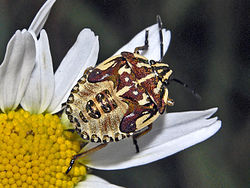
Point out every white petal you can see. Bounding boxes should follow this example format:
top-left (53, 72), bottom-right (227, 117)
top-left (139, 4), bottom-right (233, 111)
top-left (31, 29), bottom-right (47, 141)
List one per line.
top-left (21, 30), bottom-right (54, 114)
top-left (76, 175), bottom-right (124, 188)
top-left (47, 29), bottom-right (99, 114)
top-left (0, 30), bottom-right (36, 112)
top-left (86, 108), bottom-right (221, 170)
top-left (28, 0), bottom-right (56, 36)
top-left (38, 30), bottom-right (55, 113)
top-left (114, 24), bottom-right (171, 61)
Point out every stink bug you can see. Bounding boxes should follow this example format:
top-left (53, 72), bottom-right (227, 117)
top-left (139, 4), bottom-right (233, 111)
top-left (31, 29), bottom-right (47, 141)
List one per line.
top-left (65, 16), bottom-right (176, 174)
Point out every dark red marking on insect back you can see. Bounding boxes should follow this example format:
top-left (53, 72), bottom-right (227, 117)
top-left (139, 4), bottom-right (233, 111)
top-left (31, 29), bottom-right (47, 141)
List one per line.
top-left (88, 57), bottom-right (127, 87)
top-left (116, 64), bottom-right (135, 90)
top-left (120, 100), bottom-right (158, 133)
top-left (121, 52), bottom-right (167, 114)
top-left (115, 66), bottom-right (149, 104)
top-left (120, 112), bottom-right (136, 133)
top-left (141, 77), bottom-right (167, 114)
top-left (121, 52), bottom-right (152, 80)
top-left (122, 85), bottom-right (145, 102)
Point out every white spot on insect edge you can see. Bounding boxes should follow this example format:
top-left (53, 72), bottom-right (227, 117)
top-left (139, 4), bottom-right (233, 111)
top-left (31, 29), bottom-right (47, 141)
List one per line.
top-left (118, 134), bottom-right (122, 140)
top-left (105, 137), bottom-right (110, 142)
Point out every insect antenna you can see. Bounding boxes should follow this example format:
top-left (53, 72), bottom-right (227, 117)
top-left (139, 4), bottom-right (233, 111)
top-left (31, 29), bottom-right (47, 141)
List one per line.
top-left (156, 15), bottom-right (164, 61)
top-left (168, 78), bottom-right (201, 100)
top-left (156, 16), bottom-right (200, 100)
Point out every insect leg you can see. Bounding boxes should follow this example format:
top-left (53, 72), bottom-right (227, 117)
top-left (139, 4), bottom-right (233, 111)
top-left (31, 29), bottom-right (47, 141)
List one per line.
top-left (132, 137), bottom-right (140, 153)
top-left (134, 30), bottom-right (149, 54)
top-left (133, 124), bottom-right (153, 153)
top-left (156, 15), bottom-right (164, 61)
top-left (65, 143), bottom-right (108, 174)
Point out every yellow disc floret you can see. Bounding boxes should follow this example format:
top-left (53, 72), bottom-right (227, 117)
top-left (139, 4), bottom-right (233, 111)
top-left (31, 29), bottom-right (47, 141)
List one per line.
top-left (0, 109), bottom-right (86, 187)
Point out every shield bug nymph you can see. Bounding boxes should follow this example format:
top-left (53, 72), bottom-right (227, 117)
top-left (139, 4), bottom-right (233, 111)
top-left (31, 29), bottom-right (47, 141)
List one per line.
top-left (65, 15), bottom-right (177, 174)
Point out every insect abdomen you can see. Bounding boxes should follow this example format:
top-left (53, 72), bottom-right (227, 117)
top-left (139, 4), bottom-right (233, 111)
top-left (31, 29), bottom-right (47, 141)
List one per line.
top-left (66, 76), bottom-right (129, 143)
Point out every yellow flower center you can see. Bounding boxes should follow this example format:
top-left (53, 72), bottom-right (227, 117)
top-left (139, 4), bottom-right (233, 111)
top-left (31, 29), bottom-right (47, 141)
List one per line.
top-left (0, 109), bottom-right (86, 187)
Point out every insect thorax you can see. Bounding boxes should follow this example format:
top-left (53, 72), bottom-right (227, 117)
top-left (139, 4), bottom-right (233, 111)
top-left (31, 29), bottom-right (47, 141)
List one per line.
top-left (65, 52), bottom-right (173, 144)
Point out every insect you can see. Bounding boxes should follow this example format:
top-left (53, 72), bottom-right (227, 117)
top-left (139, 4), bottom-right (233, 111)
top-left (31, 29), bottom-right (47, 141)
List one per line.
top-left (65, 16), bottom-right (176, 174)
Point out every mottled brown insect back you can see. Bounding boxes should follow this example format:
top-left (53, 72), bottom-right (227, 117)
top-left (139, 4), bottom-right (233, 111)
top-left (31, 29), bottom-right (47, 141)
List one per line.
top-left (66, 52), bottom-right (173, 144)
top-left (65, 16), bottom-right (175, 174)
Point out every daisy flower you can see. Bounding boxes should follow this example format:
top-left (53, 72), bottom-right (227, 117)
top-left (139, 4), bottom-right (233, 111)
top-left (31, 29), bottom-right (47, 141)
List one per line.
top-left (0, 0), bottom-right (221, 187)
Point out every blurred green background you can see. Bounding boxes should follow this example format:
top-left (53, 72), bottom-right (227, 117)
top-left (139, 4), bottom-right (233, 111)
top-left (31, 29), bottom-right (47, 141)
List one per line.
top-left (0, 0), bottom-right (249, 187)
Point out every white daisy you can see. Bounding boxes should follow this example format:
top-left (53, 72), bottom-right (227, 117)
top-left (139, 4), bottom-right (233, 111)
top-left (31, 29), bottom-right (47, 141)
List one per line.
top-left (0, 0), bottom-right (115, 187)
top-left (0, 0), bottom-right (221, 187)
